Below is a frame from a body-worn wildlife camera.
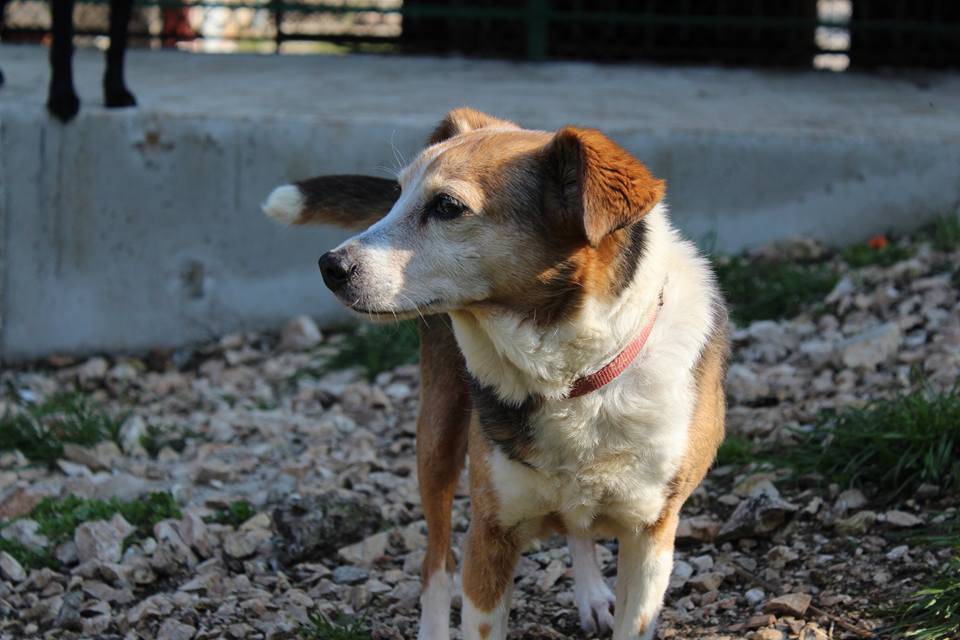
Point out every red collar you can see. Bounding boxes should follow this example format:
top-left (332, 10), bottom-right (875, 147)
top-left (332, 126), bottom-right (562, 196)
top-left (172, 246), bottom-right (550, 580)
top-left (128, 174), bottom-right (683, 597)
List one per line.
top-left (566, 294), bottom-right (662, 399)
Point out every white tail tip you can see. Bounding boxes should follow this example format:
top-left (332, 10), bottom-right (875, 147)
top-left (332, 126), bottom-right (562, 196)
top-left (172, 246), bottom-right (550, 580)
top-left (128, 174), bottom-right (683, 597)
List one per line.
top-left (262, 184), bottom-right (304, 225)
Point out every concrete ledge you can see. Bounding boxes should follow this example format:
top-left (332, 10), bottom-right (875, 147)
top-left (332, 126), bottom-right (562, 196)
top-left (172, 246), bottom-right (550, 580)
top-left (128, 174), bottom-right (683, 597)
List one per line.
top-left (2, 45), bottom-right (959, 360)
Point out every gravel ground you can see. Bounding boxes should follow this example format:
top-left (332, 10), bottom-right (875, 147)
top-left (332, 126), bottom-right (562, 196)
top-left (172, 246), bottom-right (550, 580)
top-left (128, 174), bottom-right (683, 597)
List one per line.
top-left (0, 235), bottom-right (958, 640)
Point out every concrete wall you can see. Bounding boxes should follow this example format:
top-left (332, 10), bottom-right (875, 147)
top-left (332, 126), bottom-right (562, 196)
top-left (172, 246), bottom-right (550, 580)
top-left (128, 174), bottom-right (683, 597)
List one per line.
top-left (2, 45), bottom-right (959, 360)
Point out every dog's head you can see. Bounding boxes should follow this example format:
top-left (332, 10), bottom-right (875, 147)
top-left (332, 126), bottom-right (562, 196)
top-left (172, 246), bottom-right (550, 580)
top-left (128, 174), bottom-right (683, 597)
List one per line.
top-left (271, 109), bottom-right (665, 324)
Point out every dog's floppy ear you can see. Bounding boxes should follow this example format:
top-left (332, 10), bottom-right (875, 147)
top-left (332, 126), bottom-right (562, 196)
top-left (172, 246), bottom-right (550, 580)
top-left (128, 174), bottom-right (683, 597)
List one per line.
top-left (262, 175), bottom-right (399, 230)
top-left (545, 126), bottom-right (665, 247)
top-left (428, 107), bottom-right (519, 145)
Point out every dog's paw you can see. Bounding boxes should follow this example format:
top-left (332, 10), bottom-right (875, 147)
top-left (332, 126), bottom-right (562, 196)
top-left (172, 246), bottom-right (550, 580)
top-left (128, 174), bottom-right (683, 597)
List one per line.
top-left (104, 84), bottom-right (137, 109)
top-left (46, 87), bottom-right (81, 122)
top-left (576, 579), bottom-right (615, 633)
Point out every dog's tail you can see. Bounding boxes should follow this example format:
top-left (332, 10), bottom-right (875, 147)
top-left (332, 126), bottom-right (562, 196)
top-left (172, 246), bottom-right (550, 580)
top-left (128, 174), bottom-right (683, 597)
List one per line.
top-left (262, 175), bottom-right (398, 230)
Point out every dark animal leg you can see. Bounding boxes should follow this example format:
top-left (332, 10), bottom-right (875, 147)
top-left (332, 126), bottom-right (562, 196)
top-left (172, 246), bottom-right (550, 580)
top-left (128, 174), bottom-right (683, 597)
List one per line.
top-left (46, 0), bottom-right (80, 121)
top-left (103, 0), bottom-right (135, 108)
top-left (0, 0), bottom-right (8, 87)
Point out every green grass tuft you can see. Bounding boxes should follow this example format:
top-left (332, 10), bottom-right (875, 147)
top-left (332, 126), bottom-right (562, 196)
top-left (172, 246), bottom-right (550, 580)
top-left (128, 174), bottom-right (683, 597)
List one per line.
top-left (0, 393), bottom-right (124, 464)
top-left (716, 434), bottom-right (755, 466)
top-left (205, 500), bottom-right (256, 528)
top-left (0, 492), bottom-right (182, 570)
top-left (841, 241), bottom-right (913, 268)
top-left (712, 254), bottom-right (838, 326)
top-left (782, 382), bottom-right (960, 498)
top-left (299, 611), bottom-right (371, 640)
top-left (140, 424), bottom-right (196, 458)
top-left (296, 321), bottom-right (420, 382)
top-left (891, 556), bottom-right (960, 640)
top-left (926, 212), bottom-right (960, 252)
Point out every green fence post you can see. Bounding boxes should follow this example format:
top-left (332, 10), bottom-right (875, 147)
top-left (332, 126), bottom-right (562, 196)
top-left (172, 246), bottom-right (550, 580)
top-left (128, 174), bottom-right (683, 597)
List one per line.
top-left (526, 0), bottom-right (548, 60)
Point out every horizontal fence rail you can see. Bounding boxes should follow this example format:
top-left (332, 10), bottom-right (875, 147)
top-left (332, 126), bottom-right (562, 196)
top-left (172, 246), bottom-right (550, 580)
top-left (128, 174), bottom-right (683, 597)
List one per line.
top-left (1, 1), bottom-right (958, 68)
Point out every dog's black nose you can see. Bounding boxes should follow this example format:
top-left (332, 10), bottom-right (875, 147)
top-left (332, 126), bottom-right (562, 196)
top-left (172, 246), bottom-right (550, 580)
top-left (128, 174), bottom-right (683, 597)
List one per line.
top-left (318, 251), bottom-right (355, 292)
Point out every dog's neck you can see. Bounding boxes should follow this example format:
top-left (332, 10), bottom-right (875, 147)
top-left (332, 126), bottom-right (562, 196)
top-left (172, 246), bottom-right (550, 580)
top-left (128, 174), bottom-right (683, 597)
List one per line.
top-left (449, 207), bottom-right (674, 405)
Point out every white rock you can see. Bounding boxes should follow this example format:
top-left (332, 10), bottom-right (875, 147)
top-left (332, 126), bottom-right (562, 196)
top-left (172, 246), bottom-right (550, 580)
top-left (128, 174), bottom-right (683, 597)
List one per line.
top-left (745, 587), bottom-right (765, 606)
top-left (538, 559), bottom-right (566, 592)
top-left (0, 550), bottom-right (26, 582)
top-left (834, 489), bottom-right (867, 514)
top-left (884, 510), bottom-right (923, 528)
top-left (75, 520), bottom-right (126, 564)
top-left (834, 322), bottom-right (901, 369)
top-left (280, 315), bottom-right (322, 351)
top-left (337, 531), bottom-right (389, 568)
top-left (725, 364), bottom-right (770, 404)
top-left (886, 545), bottom-right (909, 561)
top-left (1, 519), bottom-right (49, 549)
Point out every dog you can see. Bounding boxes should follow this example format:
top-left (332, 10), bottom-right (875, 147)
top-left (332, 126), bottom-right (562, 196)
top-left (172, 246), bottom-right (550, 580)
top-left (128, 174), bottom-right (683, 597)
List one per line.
top-left (0, 0), bottom-right (136, 121)
top-left (263, 108), bottom-right (728, 640)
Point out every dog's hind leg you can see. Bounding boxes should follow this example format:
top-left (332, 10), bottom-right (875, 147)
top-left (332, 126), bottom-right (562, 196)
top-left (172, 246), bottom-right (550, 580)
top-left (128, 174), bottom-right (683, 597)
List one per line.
top-left (103, 0), bottom-right (135, 108)
top-left (46, 0), bottom-right (80, 121)
top-left (416, 316), bottom-right (471, 640)
top-left (569, 535), bottom-right (615, 633)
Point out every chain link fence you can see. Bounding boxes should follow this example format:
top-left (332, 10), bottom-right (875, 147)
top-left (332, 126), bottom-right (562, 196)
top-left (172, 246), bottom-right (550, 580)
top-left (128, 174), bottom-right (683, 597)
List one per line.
top-left (1, 0), bottom-right (958, 68)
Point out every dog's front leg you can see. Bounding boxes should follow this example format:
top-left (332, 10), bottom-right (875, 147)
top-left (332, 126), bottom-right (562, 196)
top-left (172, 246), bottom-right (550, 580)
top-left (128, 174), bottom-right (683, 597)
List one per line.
top-left (612, 514), bottom-right (678, 640)
top-left (569, 535), bottom-right (615, 633)
top-left (461, 518), bottom-right (521, 640)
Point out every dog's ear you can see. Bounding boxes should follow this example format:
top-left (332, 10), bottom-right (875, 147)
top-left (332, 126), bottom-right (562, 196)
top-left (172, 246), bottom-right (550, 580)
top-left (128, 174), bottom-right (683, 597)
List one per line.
top-left (428, 107), bottom-right (519, 145)
top-left (544, 126), bottom-right (665, 247)
top-left (262, 175), bottom-right (399, 229)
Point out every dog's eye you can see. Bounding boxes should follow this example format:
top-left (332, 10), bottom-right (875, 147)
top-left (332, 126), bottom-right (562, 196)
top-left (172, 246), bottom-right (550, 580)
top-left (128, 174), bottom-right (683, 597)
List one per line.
top-left (427, 193), bottom-right (469, 221)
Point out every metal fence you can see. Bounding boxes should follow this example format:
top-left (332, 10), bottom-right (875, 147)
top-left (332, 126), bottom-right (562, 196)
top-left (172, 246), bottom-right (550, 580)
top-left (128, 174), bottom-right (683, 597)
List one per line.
top-left (1, 0), bottom-right (958, 68)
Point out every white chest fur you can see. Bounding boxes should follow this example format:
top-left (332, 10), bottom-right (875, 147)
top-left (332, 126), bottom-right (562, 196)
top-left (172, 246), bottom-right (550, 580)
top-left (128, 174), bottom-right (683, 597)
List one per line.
top-left (451, 207), bottom-right (719, 536)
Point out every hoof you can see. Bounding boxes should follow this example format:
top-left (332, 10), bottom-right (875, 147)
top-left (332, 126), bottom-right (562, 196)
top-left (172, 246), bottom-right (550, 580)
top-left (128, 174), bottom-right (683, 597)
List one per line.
top-left (47, 89), bottom-right (81, 122)
top-left (105, 85), bottom-right (137, 109)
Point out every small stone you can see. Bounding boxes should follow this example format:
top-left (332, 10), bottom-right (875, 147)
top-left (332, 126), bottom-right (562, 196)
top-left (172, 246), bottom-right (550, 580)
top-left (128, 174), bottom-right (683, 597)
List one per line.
top-left (1, 519), bottom-right (49, 549)
top-left (223, 528), bottom-right (270, 560)
top-left (75, 520), bottom-right (126, 563)
top-left (767, 545), bottom-right (799, 569)
top-left (280, 315), bottom-right (322, 351)
top-left (676, 515), bottom-right (722, 544)
top-left (752, 629), bottom-right (787, 640)
top-left (688, 571), bottom-right (724, 592)
top-left (717, 493), bottom-right (799, 542)
top-left (835, 510), bottom-right (877, 535)
top-left (763, 592), bottom-right (812, 617)
top-left (886, 545), bottom-right (909, 561)
top-left (726, 364), bottom-right (770, 404)
top-left (157, 618), bottom-right (197, 640)
top-left (834, 322), bottom-right (901, 369)
top-left (538, 559), bottom-right (566, 592)
top-left (745, 588), bottom-right (766, 606)
top-left (884, 510), bottom-right (923, 528)
top-left (62, 443), bottom-right (111, 471)
top-left (689, 554), bottom-right (714, 573)
top-left (0, 551), bottom-right (26, 582)
top-left (669, 560), bottom-right (694, 591)
top-left (337, 531), bottom-right (389, 568)
top-left (332, 565), bottom-right (369, 585)
top-left (833, 489), bottom-right (867, 514)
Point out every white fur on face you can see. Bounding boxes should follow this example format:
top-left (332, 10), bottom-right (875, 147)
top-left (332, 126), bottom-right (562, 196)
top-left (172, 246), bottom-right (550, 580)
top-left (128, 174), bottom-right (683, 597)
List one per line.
top-left (328, 141), bottom-right (514, 318)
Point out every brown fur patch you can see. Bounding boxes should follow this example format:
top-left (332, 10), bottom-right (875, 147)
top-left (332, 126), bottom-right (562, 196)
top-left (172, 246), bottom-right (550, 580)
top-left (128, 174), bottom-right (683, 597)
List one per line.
top-left (293, 175), bottom-right (398, 229)
top-left (650, 301), bottom-right (729, 547)
top-left (478, 623), bottom-right (492, 639)
top-left (547, 127), bottom-right (665, 247)
top-left (462, 422), bottom-right (524, 612)
top-left (416, 316), bottom-right (472, 581)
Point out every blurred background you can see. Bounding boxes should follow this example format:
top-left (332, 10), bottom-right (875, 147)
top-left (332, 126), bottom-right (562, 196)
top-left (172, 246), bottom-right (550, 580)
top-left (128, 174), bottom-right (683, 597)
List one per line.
top-left (0, 3), bottom-right (959, 640)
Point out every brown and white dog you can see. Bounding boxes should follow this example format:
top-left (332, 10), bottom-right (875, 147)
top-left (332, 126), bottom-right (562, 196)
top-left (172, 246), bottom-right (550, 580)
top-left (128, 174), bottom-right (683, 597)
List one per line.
top-left (263, 109), bottom-right (728, 640)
